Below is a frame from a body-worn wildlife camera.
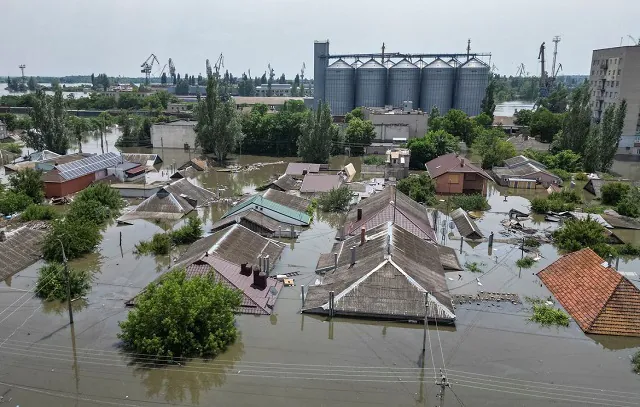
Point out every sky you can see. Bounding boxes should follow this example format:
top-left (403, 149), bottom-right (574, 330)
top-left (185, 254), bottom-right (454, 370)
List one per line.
top-left (2, 0), bottom-right (639, 79)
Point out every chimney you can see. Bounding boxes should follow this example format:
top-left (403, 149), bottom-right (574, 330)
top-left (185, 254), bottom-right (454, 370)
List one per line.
top-left (460, 158), bottom-right (465, 167)
top-left (264, 255), bottom-right (270, 276)
top-left (253, 265), bottom-right (267, 289)
top-left (360, 227), bottom-right (366, 246)
top-left (302, 169), bottom-right (308, 176)
top-left (0, 230), bottom-right (5, 242)
top-left (357, 208), bottom-right (363, 221)
top-left (334, 252), bottom-right (338, 270)
top-left (350, 246), bottom-right (356, 266)
top-left (240, 263), bottom-right (252, 276)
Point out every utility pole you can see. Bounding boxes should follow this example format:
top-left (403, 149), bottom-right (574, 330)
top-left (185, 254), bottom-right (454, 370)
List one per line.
top-left (435, 369), bottom-right (450, 407)
top-left (58, 239), bottom-right (74, 325)
top-left (422, 292), bottom-right (429, 352)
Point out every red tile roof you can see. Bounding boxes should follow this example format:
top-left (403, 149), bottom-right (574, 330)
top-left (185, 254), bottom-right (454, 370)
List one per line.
top-left (537, 248), bottom-right (640, 337)
top-left (425, 153), bottom-right (491, 180)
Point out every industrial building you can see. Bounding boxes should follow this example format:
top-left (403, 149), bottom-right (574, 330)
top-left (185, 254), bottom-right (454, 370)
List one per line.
top-left (362, 103), bottom-right (428, 141)
top-left (588, 45), bottom-right (640, 156)
top-left (150, 120), bottom-right (196, 149)
top-left (314, 40), bottom-right (491, 116)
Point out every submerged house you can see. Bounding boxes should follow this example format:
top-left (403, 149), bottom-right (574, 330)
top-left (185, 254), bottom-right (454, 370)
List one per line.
top-left (262, 189), bottom-right (311, 213)
top-left (304, 222), bottom-right (456, 323)
top-left (450, 208), bottom-right (483, 239)
top-left (538, 248), bottom-right (640, 337)
top-left (583, 179), bottom-right (640, 199)
top-left (425, 153), bottom-right (492, 195)
top-left (492, 155), bottom-right (562, 189)
top-left (258, 174), bottom-right (301, 192)
top-left (285, 162), bottom-right (322, 179)
top-left (0, 225), bottom-right (47, 281)
top-left (221, 194), bottom-right (311, 227)
top-left (300, 174), bottom-right (344, 194)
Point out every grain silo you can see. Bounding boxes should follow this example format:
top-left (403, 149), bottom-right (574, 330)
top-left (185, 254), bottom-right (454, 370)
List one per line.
top-left (387, 59), bottom-right (420, 108)
top-left (325, 59), bottom-right (355, 115)
top-left (454, 58), bottom-right (489, 116)
top-left (420, 59), bottom-right (455, 114)
top-left (355, 59), bottom-right (387, 108)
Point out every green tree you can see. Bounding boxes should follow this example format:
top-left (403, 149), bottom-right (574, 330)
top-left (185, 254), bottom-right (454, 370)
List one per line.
top-left (430, 109), bottom-right (475, 146)
top-left (552, 217), bottom-right (615, 259)
top-left (317, 187), bottom-right (353, 212)
top-left (67, 116), bottom-right (91, 153)
top-left (28, 76), bottom-right (37, 91)
top-left (601, 182), bottom-right (631, 205)
top-left (344, 107), bottom-right (364, 124)
top-left (407, 130), bottom-right (459, 170)
top-left (582, 126), bottom-right (602, 173)
top-left (513, 109), bottom-right (533, 126)
top-left (0, 191), bottom-right (32, 215)
top-left (344, 117), bottom-right (375, 155)
top-left (278, 73), bottom-right (286, 84)
top-left (554, 83), bottom-right (591, 153)
top-left (23, 89), bottom-right (69, 154)
top-left (117, 269), bottom-right (242, 359)
top-left (297, 101), bottom-right (334, 163)
top-left (549, 150), bottom-right (582, 172)
top-left (600, 99), bottom-right (627, 172)
top-left (8, 167), bottom-right (44, 203)
top-left (35, 263), bottom-right (91, 302)
top-left (73, 182), bottom-right (124, 214)
top-left (480, 76), bottom-right (496, 119)
top-left (473, 113), bottom-right (493, 128)
top-left (42, 219), bottom-right (103, 262)
top-left (539, 85), bottom-right (569, 113)
top-left (194, 74), bottom-right (242, 162)
top-left (397, 174), bottom-right (436, 204)
top-left (473, 128), bottom-right (516, 169)
top-left (428, 106), bottom-right (440, 128)
top-left (616, 187), bottom-right (640, 218)
top-left (530, 107), bottom-right (562, 143)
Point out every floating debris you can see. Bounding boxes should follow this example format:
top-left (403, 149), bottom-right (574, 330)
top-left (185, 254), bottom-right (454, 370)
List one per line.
top-left (452, 292), bottom-right (521, 305)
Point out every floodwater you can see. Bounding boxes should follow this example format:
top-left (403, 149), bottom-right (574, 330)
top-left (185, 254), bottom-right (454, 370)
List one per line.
top-left (2, 131), bottom-right (640, 406)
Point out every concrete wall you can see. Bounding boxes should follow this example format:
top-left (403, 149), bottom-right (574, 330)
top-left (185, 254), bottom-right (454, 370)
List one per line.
top-left (151, 123), bottom-right (197, 149)
top-left (0, 123), bottom-right (7, 140)
top-left (44, 173), bottom-right (95, 198)
top-left (364, 110), bottom-right (428, 140)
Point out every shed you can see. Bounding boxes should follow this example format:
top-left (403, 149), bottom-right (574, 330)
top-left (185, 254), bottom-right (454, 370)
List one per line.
top-left (450, 208), bottom-right (483, 239)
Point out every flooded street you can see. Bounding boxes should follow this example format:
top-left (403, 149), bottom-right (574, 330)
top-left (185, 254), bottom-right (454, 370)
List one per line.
top-left (2, 129), bottom-right (640, 406)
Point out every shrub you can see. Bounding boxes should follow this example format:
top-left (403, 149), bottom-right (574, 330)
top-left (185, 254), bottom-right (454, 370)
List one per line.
top-left (552, 217), bottom-right (615, 259)
top-left (35, 263), bottom-right (92, 301)
top-left (616, 187), bottom-right (640, 218)
top-left (117, 269), bottom-right (242, 359)
top-left (549, 168), bottom-right (571, 181)
top-left (317, 186), bottom-right (353, 212)
top-left (397, 174), bottom-right (436, 205)
top-left (549, 190), bottom-right (582, 204)
top-left (616, 243), bottom-right (640, 256)
top-left (136, 233), bottom-right (171, 255)
top-left (363, 155), bottom-right (386, 166)
top-left (306, 199), bottom-right (318, 216)
top-left (516, 257), bottom-right (535, 268)
top-left (530, 303), bottom-right (569, 327)
top-left (74, 183), bottom-right (124, 212)
top-left (531, 190), bottom-right (582, 213)
top-left (66, 199), bottom-right (113, 226)
top-left (464, 262), bottom-right (483, 273)
top-left (170, 217), bottom-right (203, 245)
top-left (8, 167), bottom-right (44, 203)
top-left (0, 191), bottom-right (32, 215)
top-left (21, 204), bottom-right (57, 221)
top-left (450, 194), bottom-right (490, 211)
top-left (0, 142), bottom-right (22, 155)
top-left (583, 205), bottom-right (606, 214)
top-left (601, 182), bottom-right (631, 205)
top-left (575, 173), bottom-right (588, 181)
top-left (523, 237), bottom-right (541, 248)
top-left (42, 219), bottom-right (103, 262)
top-left (633, 351), bottom-right (640, 374)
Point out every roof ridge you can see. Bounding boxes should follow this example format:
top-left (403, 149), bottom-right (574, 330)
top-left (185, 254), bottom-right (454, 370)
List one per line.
top-left (587, 271), bottom-right (626, 331)
top-left (208, 258), bottom-right (266, 313)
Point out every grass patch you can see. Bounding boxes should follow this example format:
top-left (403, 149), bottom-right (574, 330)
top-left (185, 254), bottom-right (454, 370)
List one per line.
top-left (575, 173), bottom-right (588, 181)
top-left (363, 155), bottom-right (386, 166)
top-left (530, 303), bottom-right (570, 327)
top-left (450, 194), bottom-right (490, 211)
top-left (464, 262), bottom-right (483, 273)
top-left (0, 142), bottom-right (22, 155)
top-left (21, 204), bottom-right (58, 221)
top-left (516, 257), bottom-right (535, 268)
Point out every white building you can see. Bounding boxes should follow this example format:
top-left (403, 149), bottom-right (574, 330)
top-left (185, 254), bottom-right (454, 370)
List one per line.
top-left (362, 102), bottom-right (428, 142)
top-left (588, 45), bottom-right (640, 155)
top-left (150, 120), bottom-right (197, 149)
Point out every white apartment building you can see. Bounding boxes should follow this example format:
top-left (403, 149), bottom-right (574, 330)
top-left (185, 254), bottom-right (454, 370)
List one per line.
top-left (588, 46), bottom-right (640, 155)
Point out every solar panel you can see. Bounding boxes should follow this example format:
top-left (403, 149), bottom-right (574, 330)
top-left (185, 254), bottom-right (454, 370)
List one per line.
top-left (57, 152), bottom-right (122, 180)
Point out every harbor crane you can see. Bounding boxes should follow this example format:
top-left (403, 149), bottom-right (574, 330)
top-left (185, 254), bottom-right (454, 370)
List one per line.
top-left (141, 53), bottom-right (160, 85)
top-left (551, 36), bottom-right (561, 81)
top-left (629, 35), bottom-right (640, 45)
top-left (214, 53), bottom-right (224, 76)
top-left (18, 64), bottom-right (26, 81)
top-left (516, 63), bottom-right (526, 77)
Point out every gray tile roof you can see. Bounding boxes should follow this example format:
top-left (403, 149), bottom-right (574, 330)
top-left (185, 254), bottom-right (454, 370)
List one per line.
top-left (163, 178), bottom-right (216, 206)
top-left (0, 225), bottom-right (46, 281)
top-left (285, 163), bottom-right (321, 177)
top-left (300, 174), bottom-right (343, 193)
top-left (450, 208), bottom-right (483, 239)
top-left (119, 191), bottom-right (195, 221)
top-left (262, 189), bottom-right (310, 213)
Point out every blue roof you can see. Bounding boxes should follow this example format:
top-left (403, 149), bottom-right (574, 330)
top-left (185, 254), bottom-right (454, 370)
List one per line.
top-left (222, 195), bottom-right (311, 225)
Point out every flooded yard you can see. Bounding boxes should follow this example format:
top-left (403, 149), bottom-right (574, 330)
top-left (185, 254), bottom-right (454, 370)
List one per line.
top-left (1, 129), bottom-right (640, 406)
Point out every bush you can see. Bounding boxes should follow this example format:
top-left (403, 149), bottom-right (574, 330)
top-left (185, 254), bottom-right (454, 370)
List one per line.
top-left (0, 191), bottom-right (32, 215)
top-left (21, 204), bottom-right (57, 221)
top-left (117, 269), bottom-right (242, 359)
top-left (575, 173), bottom-right (588, 181)
top-left (8, 167), bottom-right (44, 203)
top-left (363, 155), bottom-right (386, 166)
top-left (516, 257), bottom-right (535, 268)
top-left (549, 168), bottom-right (571, 181)
top-left (530, 303), bottom-right (569, 327)
top-left (170, 217), bottom-right (203, 245)
top-left (136, 233), bottom-right (171, 255)
top-left (464, 262), bottom-right (483, 273)
top-left (615, 243), bottom-right (640, 256)
top-left (552, 217), bottom-right (615, 259)
top-left (397, 174), bottom-right (436, 205)
top-left (450, 194), bottom-right (490, 211)
top-left (66, 199), bottom-right (113, 226)
top-left (601, 182), bottom-right (631, 205)
top-left (74, 183), bottom-right (124, 212)
top-left (42, 219), bottom-right (103, 262)
top-left (616, 187), bottom-right (640, 218)
top-left (0, 142), bottom-right (22, 155)
top-left (306, 199), bottom-right (318, 216)
top-left (531, 190), bottom-right (582, 213)
top-left (35, 263), bottom-right (91, 301)
top-left (523, 237), bottom-right (541, 248)
top-left (317, 186), bottom-right (353, 212)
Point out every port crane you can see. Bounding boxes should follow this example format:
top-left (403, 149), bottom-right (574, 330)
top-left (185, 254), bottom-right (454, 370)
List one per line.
top-left (538, 36), bottom-right (562, 97)
top-left (629, 35), bottom-right (640, 45)
top-left (18, 64), bottom-right (26, 81)
top-left (516, 63), bottom-right (526, 77)
top-left (168, 58), bottom-right (176, 84)
top-left (140, 53), bottom-right (160, 85)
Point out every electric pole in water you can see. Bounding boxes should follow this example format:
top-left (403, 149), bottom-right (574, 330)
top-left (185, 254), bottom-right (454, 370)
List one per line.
top-left (435, 369), bottom-right (450, 407)
top-left (58, 239), bottom-right (74, 324)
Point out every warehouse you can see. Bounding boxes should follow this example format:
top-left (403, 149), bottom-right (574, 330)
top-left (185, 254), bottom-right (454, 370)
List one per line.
top-left (150, 120), bottom-right (196, 149)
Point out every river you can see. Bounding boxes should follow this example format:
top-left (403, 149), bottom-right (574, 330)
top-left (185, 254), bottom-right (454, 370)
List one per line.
top-left (1, 130), bottom-right (640, 406)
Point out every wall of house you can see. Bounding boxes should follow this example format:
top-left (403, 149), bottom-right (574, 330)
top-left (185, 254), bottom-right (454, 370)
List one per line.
top-left (237, 205), bottom-right (308, 226)
top-left (462, 173), bottom-right (486, 193)
top-left (44, 173), bottom-right (95, 198)
top-left (434, 174), bottom-right (464, 194)
top-left (150, 123), bottom-right (197, 149)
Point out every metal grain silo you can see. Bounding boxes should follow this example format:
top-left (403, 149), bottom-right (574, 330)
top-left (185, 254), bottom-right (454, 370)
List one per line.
top-left (387, 59), bottom-right (420, 108)
top-left (421, 59), bottom-right (454, 114)
top-left (355, 59), bottom-right (386, 108)
top-left (454, 58), bottom-right (489, 116)
top-left (325, 59), bottom-right (355, 115)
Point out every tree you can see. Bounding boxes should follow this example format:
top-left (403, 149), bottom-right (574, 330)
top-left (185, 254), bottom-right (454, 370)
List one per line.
top-left (74, 183), bottom-right (124, 213)
top-left (582, 126), bottom-right (602, 173)
top-left (0, 191), bottom-right (31, 215)
top-left (554, 83), bottom-right (591, 153)
top-left (428, 106), bottom-right (440, 128)
top-left (344, 107), bottom-right (364, 124)
top-left (513, 109), bottom-right (533, 126)
top-left (552, 217), bottom-right (616, 259)
top-left (344, 118), bottom-right (375, 155)
top-left (317, 187), bottom-right (353, 212)
top-left (397, 174), bottom-right (436, 205)
top-left (473, 112), bottom-right (493, 128)
top-left (616, 187), bottom-right (640, 218)
top-left (530, 107), bottom-right (562, 143)
top-left (407, 130), bottom-right (459, 170)
top-left (67, 116), bottom-right (91, 153)
top-left (95, 73), bottom-right (110, 91)
top-left (35, 263), bottom-right (91, 302)
top-left (430, 109), bottom-right (475, 146)
top-left (23, 89), bottom-right (69, 154)
top-left (600, 99), bottom-right (627, 172)
top-left (480, 76), bottom-right (496, 119)
top-left (161, 72), bottom-right (167, 85)
top-left (117, 269), bottom-right (242, 359)
top-left (297, 101), bottom-right (334, 163)
top-left (601, 182), bottom-right (631, 205)
top-left (260, 73), bottom-right (267, 84)
top-left (278, 73), bottom-right (286, 84)
top-left (91, 73), bottom-right (95, 88)
top-left (473, 128), bottom-right (516, 169)
top-left (539, 85), bottom-right (569, 113)
top-left (42, 219), bottom-right (103, 262)
top-left (51, 78), bottom-right (60, 90)
top-left (27, 76), bottom-right (37, 91)
top-left (195, 74), bottom-right (242, 162)
top-left (8, 167), bottom-right (44, 203)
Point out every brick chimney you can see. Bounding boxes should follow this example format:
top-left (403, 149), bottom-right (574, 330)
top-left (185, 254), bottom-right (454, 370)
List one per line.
top-left (360, 226), bottom-right (366, 246)
top-left (240, 263), bottom-right (252, 276)
top-left (252, 265), bottom-right (267, 289)
top-left (357, 208), bottom-right (363, 221)
top-left (350, 246), bottom-right (356, 266)
top-left (460, 158), bottom-right (465, 167)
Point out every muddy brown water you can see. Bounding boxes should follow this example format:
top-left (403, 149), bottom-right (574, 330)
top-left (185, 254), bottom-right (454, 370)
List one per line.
top-left (1, 130), bottom-right (640, 406)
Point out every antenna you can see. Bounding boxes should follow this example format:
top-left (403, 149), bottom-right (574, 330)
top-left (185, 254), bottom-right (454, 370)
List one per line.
top-left (381, 42), bottom-right (386, 64)
top-left (466, 38), bottom-right (471, 61)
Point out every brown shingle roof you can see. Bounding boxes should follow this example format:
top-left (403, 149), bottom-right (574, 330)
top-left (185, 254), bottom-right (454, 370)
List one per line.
top-left (425, 153), bottom-right (491, 180)
top-left (537, 248), bottom-right (640, 337)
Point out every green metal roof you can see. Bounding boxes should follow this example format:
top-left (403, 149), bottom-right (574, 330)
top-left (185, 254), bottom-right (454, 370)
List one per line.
top-left (222, 195), bottom-right (311, 225)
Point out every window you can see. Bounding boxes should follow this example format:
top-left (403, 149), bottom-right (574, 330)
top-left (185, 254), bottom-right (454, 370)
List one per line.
top-left (617, 81), bottom-right (620, 87)
top-left (618, 69), bottom-right (621, 75)
top-left (620, 58), bottom-right (623, 64)
top-left (448, 174), bottom-right (460, 184)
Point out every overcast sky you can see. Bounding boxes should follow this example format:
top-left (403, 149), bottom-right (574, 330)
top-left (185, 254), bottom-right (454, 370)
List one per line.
top-left (2, 0), bottom-right (639, 79)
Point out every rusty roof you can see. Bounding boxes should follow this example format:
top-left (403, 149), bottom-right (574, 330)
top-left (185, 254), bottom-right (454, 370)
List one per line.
top-left (425, 153), bottom-right (491, 180)
top-left (537, 248), bottom-right (640, 337)
top-left (0, 225), bottom-right (46, 281)
top-left (344, 186), bottom-right (436, 241)
top-left (262, 189), bottom-right (310, 212)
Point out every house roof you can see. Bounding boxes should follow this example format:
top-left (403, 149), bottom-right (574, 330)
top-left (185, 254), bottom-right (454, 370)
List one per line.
top-left (29, 150), bottom-right (60, 162)
top-left (601, 209), bottom-right (640, 230)
top-left (492, 162), bottom-right (561, 181)
top-left (211, 209), bottom-right (283, 234)
top-left (300, 174), bottom-right (343, 193)
top-left (304, 223), bottom-right (455, 322)
top-left (121, 153), bottom-right (163, 166)
top-left (437, 245), bottom-right (464, 271)
top-left (163, 178), bottom-right (216, 206)
top-left (222, 194), bottom-right (311, 225)
top-left (425, 153), bottom-right (491, 180)
top-left (170, 167), bottom-right (198, 180)
top-left (450, 208), bottom-right (484, 239)
top-left (285, 162), bottom-right (321, 176)
top-left (119, 191), bottom-right (195, 221)
top-left (583, 179), bottom-right (640, 199)
top-left (503, 155), bottom-right (547, 169)
top-left (43, 152), bottom-right (122, 182)
top-left (343, 186), bottom-right (436, 241)
top-left (0, 225), bottom-right (47, 281)
top-left (125, 166), bottom-right (146, 175)
top-left (262, 189), bottom-right (310, 213)
top-left (174, 224), bottom-right (285, 273)
top-left (178, 158), bottom-right (207, 171)
top-left (185, 256), bottom-right (283, 315)
top-left (268, 174), bottom-right (301, 191)
top-left (537, 248), bottom-right (640, 337)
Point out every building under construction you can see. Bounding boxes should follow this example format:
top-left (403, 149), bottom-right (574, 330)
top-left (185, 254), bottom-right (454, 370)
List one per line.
top-left (313, 40), bottom-right (491, 116)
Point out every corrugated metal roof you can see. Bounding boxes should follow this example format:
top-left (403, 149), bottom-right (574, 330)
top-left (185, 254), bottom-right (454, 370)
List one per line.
top-left (55, 152), bottom-right (122, 181)
top-left (270, 174), bottom-right (301, 191)
top-left (262, 189), bottom-right (310, 212)
top-left (328, 59), bottom-right (354, 69)
top-left (0, 225), bottom-right (46, 281)
top-left (119, 192), bottom-right (194, 221)
top-left (300, 174), bottom-right (343, 193)
top-left (223, 194), bottom-right (311, 225)
top-left (391, 59), bottom-right (418, 69)
top-left (460, 58), bottom-right (488, 69)
top-left (164, 178), bottom-right (216, 206)
top-left (426, 59), bottom-right (452, 69)
top-left (451, 208), bottom-right (483, 239)
top-left (285, 163), bottom-right (321, 176)
top-left (211, 209), bottom-right (283, 234)
top-left (359, 59), bottom-right (386, 69)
